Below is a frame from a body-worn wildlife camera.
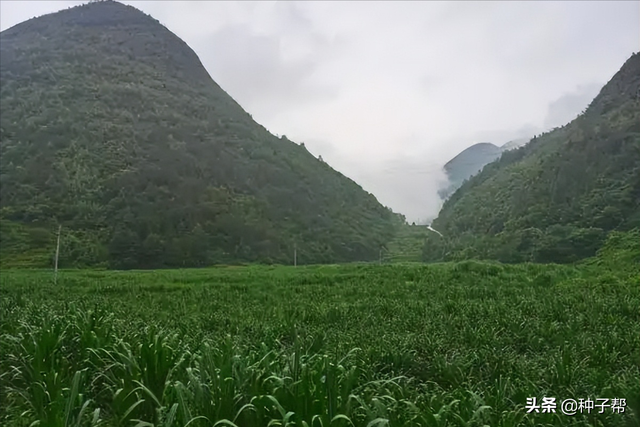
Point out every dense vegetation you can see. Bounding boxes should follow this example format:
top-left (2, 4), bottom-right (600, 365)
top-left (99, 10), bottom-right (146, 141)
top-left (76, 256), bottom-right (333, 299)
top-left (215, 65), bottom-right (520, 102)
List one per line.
top-left (1, 2), bottom-right (637, 426)
top-left (1, 230), bottom-right (638, 427)
top-left (0, 0), bottom-right (400, 269)
top-left (382, 224), bottom-right (430, 263)
top-left (426, 53), bottom-right (640, 264)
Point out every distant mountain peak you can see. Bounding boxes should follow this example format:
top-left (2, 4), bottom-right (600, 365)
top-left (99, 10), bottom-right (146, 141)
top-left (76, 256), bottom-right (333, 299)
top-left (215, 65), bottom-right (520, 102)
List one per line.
top-left (443, 142), bottom-right (500, 168)
top-left (1, 0), bottom-right (213, 85)
top-left (500, 137), bottom-right (529, 151)
top-left (427, 52), bottom-right (640, 264)
top-left (437, 142), bottom-right (503, 200)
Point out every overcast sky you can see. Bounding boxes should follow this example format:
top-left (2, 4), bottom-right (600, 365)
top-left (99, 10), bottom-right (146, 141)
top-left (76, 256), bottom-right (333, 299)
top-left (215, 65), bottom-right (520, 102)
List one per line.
top-left (1, 1), bottom-right (638, 223)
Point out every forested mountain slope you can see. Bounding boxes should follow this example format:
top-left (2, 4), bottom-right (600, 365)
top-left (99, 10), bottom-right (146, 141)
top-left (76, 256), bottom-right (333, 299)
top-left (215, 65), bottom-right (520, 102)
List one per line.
top-left (425, 53), bottom-right (640, 263)
top-left (0, 0), bottom-right (401, 268)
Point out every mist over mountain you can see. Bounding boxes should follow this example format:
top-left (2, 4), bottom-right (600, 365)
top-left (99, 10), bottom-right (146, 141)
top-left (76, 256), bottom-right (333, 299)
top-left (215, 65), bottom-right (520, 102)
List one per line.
top-left (0, 0), bottom-right (402, 268)
top-left (425, 52), bottom-right (640, 263)
top-left (436, 138), bottom-right (530, 202)
top-left (437, 142), bottom-right (503, 201)
top-left (500, 137), bottom-right (529, 152)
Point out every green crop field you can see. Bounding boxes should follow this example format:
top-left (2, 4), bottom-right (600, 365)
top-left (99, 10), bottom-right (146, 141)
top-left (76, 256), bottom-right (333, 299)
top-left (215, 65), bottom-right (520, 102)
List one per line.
top-left (1, 239), bottom-right (639, 427)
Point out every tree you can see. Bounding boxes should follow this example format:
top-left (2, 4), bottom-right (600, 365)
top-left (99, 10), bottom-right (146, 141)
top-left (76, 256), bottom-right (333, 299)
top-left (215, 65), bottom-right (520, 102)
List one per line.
top-left (140, 233), bottom-right (165, 269)
top-left (108, 227), bottom-right (141, 270)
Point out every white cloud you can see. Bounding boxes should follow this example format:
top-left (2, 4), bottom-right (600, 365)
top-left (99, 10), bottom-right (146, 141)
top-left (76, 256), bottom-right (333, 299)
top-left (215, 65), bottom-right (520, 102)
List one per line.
top-left (543, 83), bottom-right (603, 130)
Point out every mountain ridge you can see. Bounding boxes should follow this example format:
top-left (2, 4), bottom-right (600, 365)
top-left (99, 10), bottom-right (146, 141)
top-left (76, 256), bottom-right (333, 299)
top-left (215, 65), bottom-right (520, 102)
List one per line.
top-left (425, 52), bottom-right (640, 263)
top-left (0, 0), bottom-right (401, 268)
top-left (438, 141), bottom-right (513, 201)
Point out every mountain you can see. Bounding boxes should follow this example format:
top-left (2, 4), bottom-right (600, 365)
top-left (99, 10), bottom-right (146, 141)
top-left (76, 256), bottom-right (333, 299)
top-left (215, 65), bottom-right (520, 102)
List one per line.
top-left (500, 137), bottom-right (529, 152)
top-left (437, 142), bottom-right (504, 200)
top-left (0, 0), bottom-right (401, 269)
top-left (437, 138), bottom-right (533, 201)
top-left (425, 53), bottom-right (640, 263)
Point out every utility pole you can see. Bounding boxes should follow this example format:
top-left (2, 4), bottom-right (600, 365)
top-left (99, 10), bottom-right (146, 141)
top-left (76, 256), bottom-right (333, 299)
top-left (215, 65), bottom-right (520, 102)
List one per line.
top-left (379, 247), bottom-right (382, 265)
top-left (54, 225), bottom-right (61, 284)
top-left (294, 242), bottom-right (297, 267)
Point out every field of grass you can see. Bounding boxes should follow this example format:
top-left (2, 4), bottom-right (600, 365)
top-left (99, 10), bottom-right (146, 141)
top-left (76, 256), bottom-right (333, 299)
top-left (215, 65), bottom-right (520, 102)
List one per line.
top-left (383, 224), bottom-right (429, 263)
top-left (1, 257), bottom-right (638, 426)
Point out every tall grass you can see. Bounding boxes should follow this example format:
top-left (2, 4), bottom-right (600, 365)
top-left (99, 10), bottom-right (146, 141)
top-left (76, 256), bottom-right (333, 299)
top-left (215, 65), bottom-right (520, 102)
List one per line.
top-left (0, 261), bottom-right (638, 426)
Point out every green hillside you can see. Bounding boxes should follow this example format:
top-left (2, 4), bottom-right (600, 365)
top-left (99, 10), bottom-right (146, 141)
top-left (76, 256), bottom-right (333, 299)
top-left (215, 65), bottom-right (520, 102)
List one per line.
top-left (383, 224), bottom-right (429, 263)
top-left (0, 1), bottom-right (401, 269)
top-left (425, 52), bottom-right (640, 263)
